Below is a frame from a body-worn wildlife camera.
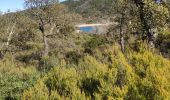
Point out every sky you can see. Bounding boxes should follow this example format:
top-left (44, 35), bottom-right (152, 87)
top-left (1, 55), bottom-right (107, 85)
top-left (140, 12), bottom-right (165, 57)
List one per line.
top-left (0, 0), bottom-right (66, 13)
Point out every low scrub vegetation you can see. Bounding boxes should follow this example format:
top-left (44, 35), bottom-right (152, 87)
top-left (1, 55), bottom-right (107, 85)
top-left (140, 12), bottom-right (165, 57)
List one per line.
top-left (22, 45), bottom-right (170, 100)
top-left (0, 0), bottom-right (170, 99)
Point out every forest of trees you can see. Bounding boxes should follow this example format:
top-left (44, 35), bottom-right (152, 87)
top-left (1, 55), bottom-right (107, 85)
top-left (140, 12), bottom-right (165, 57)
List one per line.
top-left (0, 0), bottom-right (170, 99)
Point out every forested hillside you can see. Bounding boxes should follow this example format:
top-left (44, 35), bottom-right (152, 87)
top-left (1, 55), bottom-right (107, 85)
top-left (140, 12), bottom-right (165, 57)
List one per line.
top-left (0, 0), bottom-right (170, 99)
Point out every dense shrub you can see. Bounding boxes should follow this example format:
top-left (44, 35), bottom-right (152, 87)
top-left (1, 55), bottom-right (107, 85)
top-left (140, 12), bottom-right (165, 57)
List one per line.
top-left (156, 32), bottom-right (170, 57)
top-left (22, 67), bottom-right (86, 100)
top-left (127, 50), bottom-right (170, 100)
top-left (0, 54), bottom-right (40, 99)
top-left (83, 35), bottom-right (111, 54)
top-left (22, 45), bottom-right (170, 99)
top-left (65, 51), bottom-right (83, 65)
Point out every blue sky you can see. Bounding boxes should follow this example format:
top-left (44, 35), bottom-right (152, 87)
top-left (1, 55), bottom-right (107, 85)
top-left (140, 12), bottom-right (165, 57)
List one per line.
top-left (0, 0), bottom-right (65, 12)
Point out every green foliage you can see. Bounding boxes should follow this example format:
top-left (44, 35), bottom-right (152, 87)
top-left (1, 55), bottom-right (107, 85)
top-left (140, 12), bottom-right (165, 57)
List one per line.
top-left (83, 35), bottom-right (112, 54)
top-left (0, 0), bottom-right (170, 100)
top-left (21, 44), bottom-right (170, 100)
top-left (38, 56), bottom-right (60, 72)
top-left (0, 54), bottom-right (40, 99)
top-left (156, 31), bottom-right (170, 57)
top-left (65, 51), bottom-right (83, 65)
top-left (11, 15), bottom-right (37, 50)
top-left (127, 50), bottom-right (170, 100)
top-left (22, 67), bottom-right (87, 100)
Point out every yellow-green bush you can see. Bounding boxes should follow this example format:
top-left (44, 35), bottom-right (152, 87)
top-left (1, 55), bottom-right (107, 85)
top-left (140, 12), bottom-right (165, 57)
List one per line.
top-left (127, 50), bottom-right (170, 100)
top-left (22, 45), bottom-right (170, 100)
top-left (22, 67), bottom-right (87, 100)
top-left (0, 53), bottom-right (40, 99)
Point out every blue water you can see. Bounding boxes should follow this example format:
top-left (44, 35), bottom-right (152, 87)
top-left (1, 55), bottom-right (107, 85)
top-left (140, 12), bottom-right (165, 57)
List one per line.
top-left (79, 26), bottom-right (96, 33)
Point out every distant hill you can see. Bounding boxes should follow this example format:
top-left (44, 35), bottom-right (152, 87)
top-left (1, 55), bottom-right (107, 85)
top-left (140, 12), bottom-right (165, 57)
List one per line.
top-left (62, 0), bottom-right (114, 23)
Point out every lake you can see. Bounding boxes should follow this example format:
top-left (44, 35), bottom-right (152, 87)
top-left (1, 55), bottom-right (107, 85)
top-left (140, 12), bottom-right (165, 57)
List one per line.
top-left (79, 26), bottom-right (96, 33)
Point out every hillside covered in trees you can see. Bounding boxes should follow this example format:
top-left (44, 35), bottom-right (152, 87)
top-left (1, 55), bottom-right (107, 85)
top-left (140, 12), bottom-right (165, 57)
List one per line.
top-left (0, 0), bottom-right (170, 99)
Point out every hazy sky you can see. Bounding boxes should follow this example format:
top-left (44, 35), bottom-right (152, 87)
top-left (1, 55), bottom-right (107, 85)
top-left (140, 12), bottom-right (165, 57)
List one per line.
top-left (0, 0), bottom-right (65, 12)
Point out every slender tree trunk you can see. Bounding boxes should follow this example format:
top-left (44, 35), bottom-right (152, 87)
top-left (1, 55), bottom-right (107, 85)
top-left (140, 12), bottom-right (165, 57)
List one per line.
top-left (46, 24), bottom-right (56, 37)
top-left (42, 32), bottom-right (49, 56)
top-left (0, 23), bottom-right (16, 59)
top-left (39, 16), bottom-right (49, 56)
top-left (119, 17), bottom-right (125, 53)
top-left (120, 30), bottom-right (125, 53)
top-left (49, 24), bottom-right (55, 35)
top-left (6, 23), bottom-right (16, 48)
top-left (148, 30), bottom-right (155, 48)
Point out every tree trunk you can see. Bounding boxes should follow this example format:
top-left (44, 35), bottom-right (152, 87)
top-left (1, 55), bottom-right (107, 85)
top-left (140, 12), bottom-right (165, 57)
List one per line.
top-left (0, 23), bottom-right (16, 59)
top-left (39, 16), bottom-right (49, 56)
top-left (148, 30), bottom-right (155, 49)
top-left (6, 23), bottom-right (16, 48)
top-left (119, 17), bottom-right (125, 53)
top-left (120, 30), bottom-right (125, 53)
top-left (43, 33), bottom-right (49, 56)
